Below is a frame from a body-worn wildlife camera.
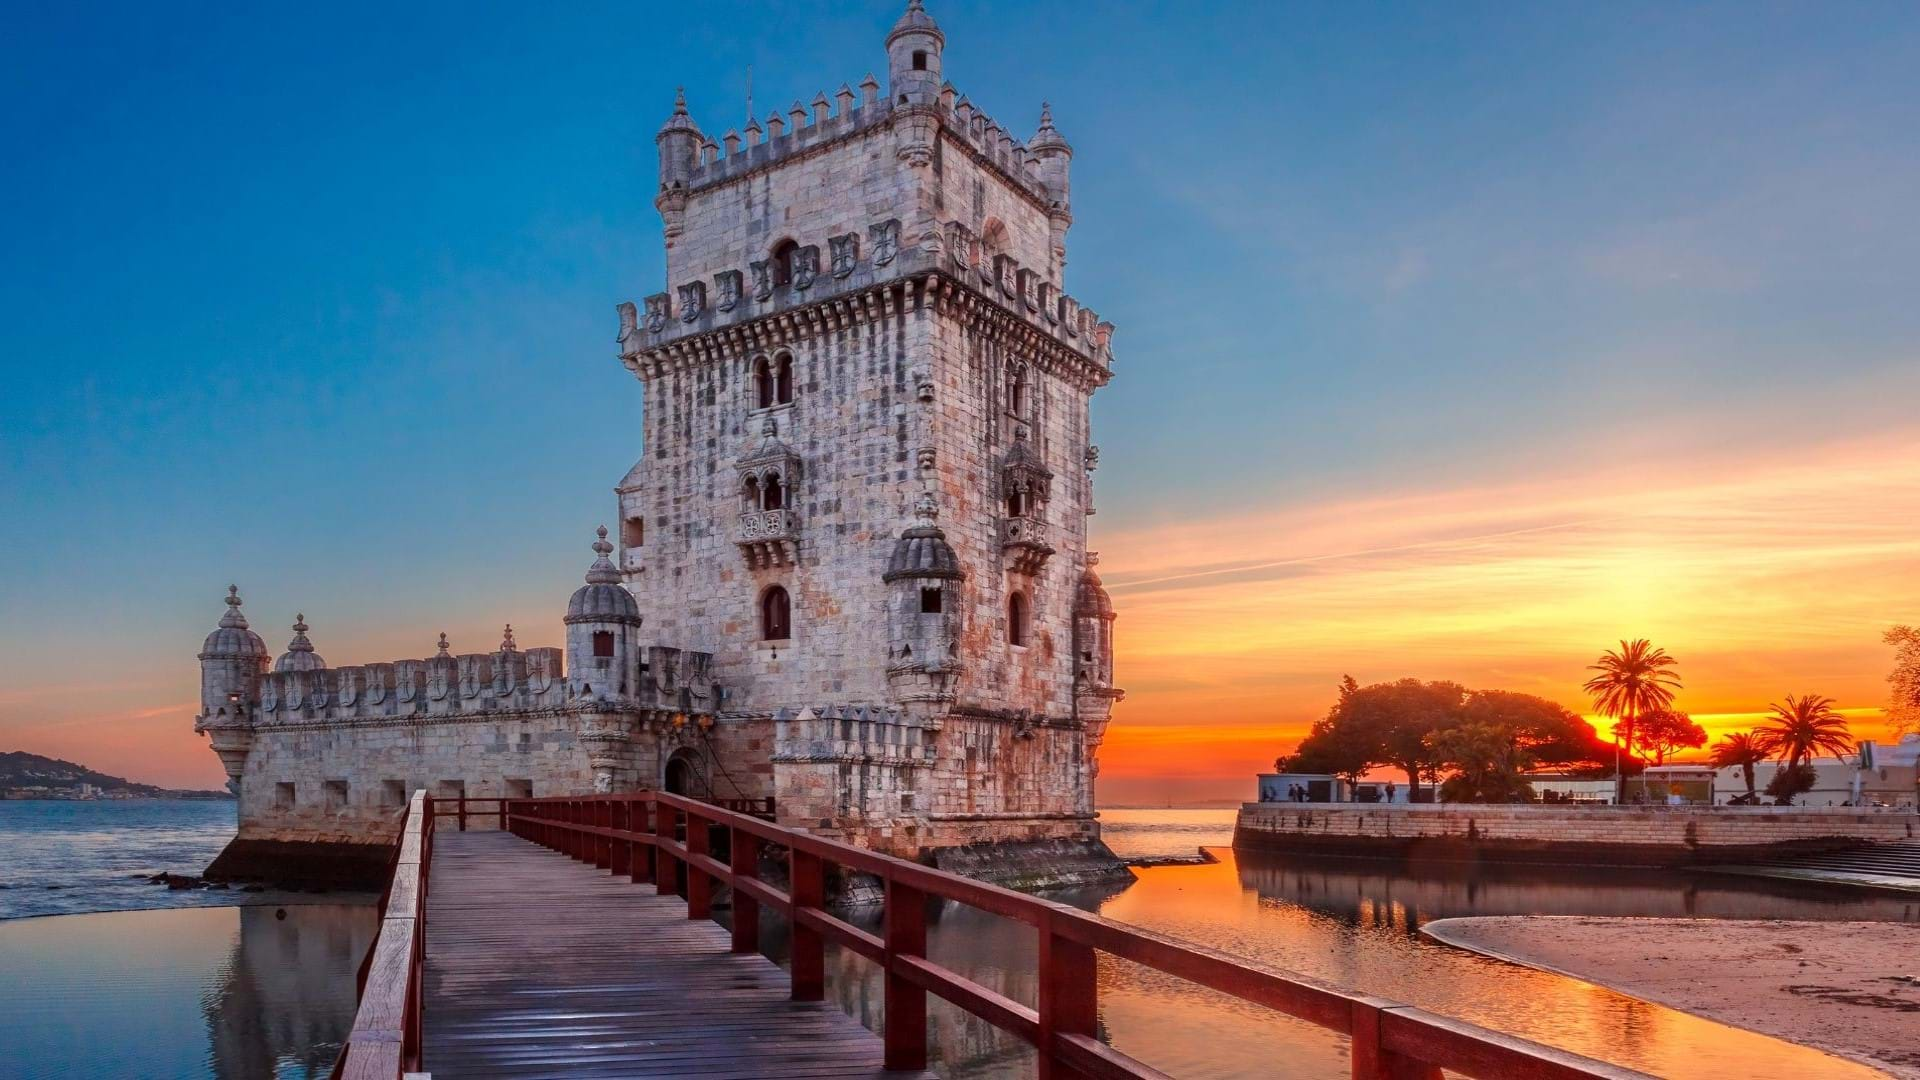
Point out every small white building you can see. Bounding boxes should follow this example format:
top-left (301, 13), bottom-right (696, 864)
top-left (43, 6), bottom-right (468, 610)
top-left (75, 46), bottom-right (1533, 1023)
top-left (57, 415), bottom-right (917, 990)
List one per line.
top-left (1707, 735), bottom-right (1920, 808)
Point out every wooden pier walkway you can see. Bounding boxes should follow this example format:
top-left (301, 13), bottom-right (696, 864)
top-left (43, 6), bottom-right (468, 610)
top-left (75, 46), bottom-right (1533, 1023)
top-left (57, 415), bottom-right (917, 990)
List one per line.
top-left (334, 791), bottom-right (1648, 1080)
top-left (422, 830), bottom-right (922, 1078)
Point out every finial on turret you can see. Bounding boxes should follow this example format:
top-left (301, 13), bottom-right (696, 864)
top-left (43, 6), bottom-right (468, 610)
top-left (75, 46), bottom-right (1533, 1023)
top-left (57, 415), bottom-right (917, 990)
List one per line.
top-left (500, 624), bottom-right (517, 651)
top-left (219, 585), bottom-right (249, 629)
top-left (436, 632), bottom-right (451, 658)
top-left (586, 526), bottom-right (620, 585)
top-left (673, 86), bottom-right (687, 114)
top-left (286, 614), bottom-right (314, 653)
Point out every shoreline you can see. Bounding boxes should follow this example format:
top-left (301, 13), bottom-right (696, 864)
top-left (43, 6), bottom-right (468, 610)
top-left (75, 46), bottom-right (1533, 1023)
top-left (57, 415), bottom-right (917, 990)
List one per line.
top-left (1423, 915), bottom-right (1920, 1079)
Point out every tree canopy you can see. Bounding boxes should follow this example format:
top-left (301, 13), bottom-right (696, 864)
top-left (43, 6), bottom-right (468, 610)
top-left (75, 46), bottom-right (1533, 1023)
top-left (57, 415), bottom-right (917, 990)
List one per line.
top-left (1280, 678), bottom-right (1618, 802)
top-left (1632, 707), bottom-right (1708, 765)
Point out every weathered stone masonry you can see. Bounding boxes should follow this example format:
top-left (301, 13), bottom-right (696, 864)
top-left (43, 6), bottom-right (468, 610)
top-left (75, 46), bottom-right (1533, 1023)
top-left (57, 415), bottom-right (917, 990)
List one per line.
top-left (195, 2), bottom-right (1128, 888)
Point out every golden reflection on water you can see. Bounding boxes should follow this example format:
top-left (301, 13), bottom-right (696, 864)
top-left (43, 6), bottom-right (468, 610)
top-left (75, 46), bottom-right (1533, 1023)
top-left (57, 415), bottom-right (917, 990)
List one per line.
top-left (867, 851), bottom-right (1908, 1079)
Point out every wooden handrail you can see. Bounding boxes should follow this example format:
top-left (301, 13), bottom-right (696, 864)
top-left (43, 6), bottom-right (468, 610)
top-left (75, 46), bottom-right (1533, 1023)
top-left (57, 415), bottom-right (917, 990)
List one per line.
top-left (332, 789), bottom-right (433, 1080)
top-left (504, 792), bottom-right (1653, 1080)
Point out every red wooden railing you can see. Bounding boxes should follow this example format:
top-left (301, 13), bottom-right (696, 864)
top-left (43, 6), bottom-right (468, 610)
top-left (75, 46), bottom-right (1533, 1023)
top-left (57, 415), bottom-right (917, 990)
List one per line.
top-left (332, 789), bottom-right (432, 1080)
top-left (504, 792), bottom-right (1650, 1080)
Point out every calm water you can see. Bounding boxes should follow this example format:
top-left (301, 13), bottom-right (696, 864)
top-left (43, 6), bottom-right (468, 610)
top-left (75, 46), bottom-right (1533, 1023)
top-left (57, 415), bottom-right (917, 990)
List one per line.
top-left (0, 904), bottom-right (377, 1079)
top-left (4, 801), bottom-right (1913, 1078)
top-left (0, 798), bottom-right (332, 920)
top-left (808, 808), bottom-right (1914, 1079)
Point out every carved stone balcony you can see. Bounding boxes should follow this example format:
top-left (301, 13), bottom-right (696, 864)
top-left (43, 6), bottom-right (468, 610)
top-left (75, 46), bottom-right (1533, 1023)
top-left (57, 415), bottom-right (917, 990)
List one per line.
top-left (737, 508), bottom-right (799, 569)
top-left (1001, 514), bottom-right (1054, 576)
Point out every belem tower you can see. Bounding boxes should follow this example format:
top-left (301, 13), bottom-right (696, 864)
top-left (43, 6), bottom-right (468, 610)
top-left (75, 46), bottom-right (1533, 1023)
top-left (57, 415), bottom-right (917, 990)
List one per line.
top-left (194, 1), bottom-right (1126, 887)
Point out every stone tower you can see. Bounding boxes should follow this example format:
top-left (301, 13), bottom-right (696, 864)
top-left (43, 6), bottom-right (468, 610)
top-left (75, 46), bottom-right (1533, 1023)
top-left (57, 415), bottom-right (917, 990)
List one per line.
top-left (614, 0), bottom-right (1125, 880)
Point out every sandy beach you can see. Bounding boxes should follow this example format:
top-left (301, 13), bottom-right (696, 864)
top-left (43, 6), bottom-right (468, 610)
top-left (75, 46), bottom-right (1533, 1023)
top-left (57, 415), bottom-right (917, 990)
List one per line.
top-left (1424, 916), bottom-right (1920, 1079)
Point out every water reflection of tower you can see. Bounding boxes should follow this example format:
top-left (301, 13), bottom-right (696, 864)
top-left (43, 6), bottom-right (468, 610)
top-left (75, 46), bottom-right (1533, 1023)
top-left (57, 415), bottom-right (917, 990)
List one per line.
top-left (201, 906), bottom-right (377, 1080)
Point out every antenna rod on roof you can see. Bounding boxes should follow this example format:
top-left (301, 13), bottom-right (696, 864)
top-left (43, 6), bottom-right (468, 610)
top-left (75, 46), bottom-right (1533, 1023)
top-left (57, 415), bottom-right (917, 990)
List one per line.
top-left (746, 64), bottom-right (753, 128)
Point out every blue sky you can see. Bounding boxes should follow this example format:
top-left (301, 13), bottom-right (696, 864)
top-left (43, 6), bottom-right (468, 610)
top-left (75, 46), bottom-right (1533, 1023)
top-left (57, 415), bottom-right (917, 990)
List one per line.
top-left (3, 2), bottom-right (1917, 791)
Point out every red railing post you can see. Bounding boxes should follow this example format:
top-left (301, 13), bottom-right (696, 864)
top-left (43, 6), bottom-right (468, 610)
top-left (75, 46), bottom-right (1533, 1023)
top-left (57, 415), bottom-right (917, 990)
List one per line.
top-left (633, 797), bottom-right (654, 885)
top-left (729, 831), bottom-right (761, 954)
top-left (685, 807), bottom-right (712, 919)
top-left (654, 797), bottom-right (677, 896)
top-left (597, 799), bottom-right (613, 871)
top-left (1349, 1001), bottom-right (1443, 1080)
top-left (497, 797), bottom-right (506, 831)
top-left (790, 848), bottom-right (825, 1002)
top-left (457, 793), bottom-right (467, 832)
top-left (611, 799), bottom-right (631, 878)
top-left (1037, 910), bottom-right (1098, 1080)
top-left (883, 877), bottom-right (929, 1071)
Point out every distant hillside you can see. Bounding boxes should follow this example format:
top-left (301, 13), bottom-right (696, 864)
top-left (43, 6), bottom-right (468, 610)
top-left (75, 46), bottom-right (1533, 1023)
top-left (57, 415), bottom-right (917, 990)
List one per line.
top-left (0, 751), bottom-right (231, 799)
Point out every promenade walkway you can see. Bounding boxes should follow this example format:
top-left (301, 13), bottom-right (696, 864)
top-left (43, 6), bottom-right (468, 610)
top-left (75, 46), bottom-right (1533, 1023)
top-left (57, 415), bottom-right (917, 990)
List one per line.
top-left (422, 830), bottom-right (923, 1078)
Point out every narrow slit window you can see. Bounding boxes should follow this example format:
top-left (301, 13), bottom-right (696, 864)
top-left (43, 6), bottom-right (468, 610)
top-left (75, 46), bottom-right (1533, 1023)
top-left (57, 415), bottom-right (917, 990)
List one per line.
top-left (592, 631), bottom-right (615, 658)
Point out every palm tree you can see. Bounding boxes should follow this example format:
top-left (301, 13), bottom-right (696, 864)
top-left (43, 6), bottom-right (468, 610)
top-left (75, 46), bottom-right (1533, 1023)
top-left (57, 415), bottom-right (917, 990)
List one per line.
top-left (1583, 639), bottom-right (1682, 801)
top-left (1754, 694), bottom-right (1853, 768)
top-left (1708, 731), bottom-right (1767, 801)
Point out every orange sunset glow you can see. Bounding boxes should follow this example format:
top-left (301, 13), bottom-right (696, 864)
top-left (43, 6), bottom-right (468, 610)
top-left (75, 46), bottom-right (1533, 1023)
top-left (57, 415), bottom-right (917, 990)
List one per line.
top-left (1095, 434), bottom-right (1920, 803)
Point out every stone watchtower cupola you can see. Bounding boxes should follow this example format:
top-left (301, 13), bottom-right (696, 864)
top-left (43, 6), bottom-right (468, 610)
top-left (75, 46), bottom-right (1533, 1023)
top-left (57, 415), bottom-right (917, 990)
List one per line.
top-left (565, 527), bottom-right (642, 701)
top-left (194, 586), bottom-right (271, 794)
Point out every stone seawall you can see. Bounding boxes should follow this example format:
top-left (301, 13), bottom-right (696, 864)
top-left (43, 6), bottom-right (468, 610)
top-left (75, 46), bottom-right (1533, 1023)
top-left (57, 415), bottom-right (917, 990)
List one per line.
top-left (1233, 803), bottom-right (1919, 867)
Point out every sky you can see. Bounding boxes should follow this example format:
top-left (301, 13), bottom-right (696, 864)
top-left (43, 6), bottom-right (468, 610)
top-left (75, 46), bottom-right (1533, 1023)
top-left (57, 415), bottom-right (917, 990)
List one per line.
top-left (2, 2), bottom-right (1917, 801)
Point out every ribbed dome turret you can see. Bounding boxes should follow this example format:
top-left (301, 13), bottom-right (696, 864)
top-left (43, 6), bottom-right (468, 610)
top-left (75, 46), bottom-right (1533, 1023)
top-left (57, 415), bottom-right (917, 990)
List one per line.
top-left (566, 526), bottom-right (642, 625)
top-left (886, 0), bottom-right (944, 48)
top-left (1029, 102), bottom-right (1070, 154)
top-left (199, 585), bottom-right (270, 660)
top-left (656, 86), bottom-right (699, 137)
top-left (1074, 553), bottom-right (1114, 617)
top-left (885, 493), bottom-right (965, 582)
top-left (273, 613), bottom-right (326, 672)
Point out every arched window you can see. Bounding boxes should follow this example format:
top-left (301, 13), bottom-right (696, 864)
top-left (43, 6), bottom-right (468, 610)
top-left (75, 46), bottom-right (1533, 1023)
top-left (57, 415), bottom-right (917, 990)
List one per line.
top-left (622, 516), bottom-right (645, 549)
top-left (1008, 592), bottom-right (1029, 647)
top-left (981, 218), bottom-right (1008, 265)
top-left (761, 586), bottom-right (792, 641)
top-left (770, 240), bottom-right (798, 287)
top-left (774, 353), bottom-right (794, 404)
top-left (742, 475), bottom-right (761, 510)
top-left (763, 472), bottom-right (785, 510)
top-left (1007, 490), bottom-right (1025, 517)
top-left (753, 356), bottom-right (774, 409)
top-left (1009, 366), bottom-right (1027, 416)
top-left (592, 631), bottom-right (614, 658)
top-left (920, 586), bottom-right (943, 614)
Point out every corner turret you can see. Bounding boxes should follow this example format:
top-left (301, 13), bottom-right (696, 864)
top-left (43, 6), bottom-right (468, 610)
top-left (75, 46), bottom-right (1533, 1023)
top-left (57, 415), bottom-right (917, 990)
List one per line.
top-left (565, 526), bottom-right (642, 701)
top-left (884, 493), bottom-right (966, 708)
top-left (887, 1), bottom-right (944, 166)
top-left (655, 88), bottom-right (701, 243)
top-left (1072, 553), bottom-right (1123, 756)
top-left (886, 0), bottom-right (944, 105)
top-left (1029, 103), bottom-right (1074, 279)
top-left (194, 586), bottom-right (270, 794)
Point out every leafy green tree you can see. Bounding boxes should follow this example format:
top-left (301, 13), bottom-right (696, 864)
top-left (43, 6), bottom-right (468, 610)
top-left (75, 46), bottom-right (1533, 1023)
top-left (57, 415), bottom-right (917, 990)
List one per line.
top-left (1426, 691), bottom-right (1617, 802)
top-left (1427, 722), bottom-right (1536, 803)
top-left (1754, 694), bottom-right (1853, 769)
top-left (1708, 732), bottom-right (1767, 800)
top-left (1288, 677), bottom-right (1466, 798)
top-left (1583, 639), bottom-right (1681, 797)
top-left (1632, 707), bottom-right (1707, 765)
top-left (1764, 762), bottom-right (1817, 805)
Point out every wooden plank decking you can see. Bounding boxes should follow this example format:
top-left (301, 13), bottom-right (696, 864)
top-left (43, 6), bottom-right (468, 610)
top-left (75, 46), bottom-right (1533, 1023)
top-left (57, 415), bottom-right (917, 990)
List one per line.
top-left (423, 830), bottom-right (926, 1078)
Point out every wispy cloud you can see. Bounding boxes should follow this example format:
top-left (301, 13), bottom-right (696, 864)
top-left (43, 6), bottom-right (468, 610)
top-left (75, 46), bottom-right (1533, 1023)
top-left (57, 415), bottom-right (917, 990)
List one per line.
top-left (1097, 435), bottom-right (1920, 787)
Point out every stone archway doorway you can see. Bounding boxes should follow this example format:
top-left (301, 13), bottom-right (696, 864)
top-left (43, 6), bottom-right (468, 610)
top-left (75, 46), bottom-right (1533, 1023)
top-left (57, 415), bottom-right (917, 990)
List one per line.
top-left (663, 748), bottom-right (704, 797)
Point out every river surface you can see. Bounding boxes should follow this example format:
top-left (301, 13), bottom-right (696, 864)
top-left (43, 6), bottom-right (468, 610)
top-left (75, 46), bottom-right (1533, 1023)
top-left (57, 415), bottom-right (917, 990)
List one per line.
top-left (3, 802), bottom-right (1913, 1078)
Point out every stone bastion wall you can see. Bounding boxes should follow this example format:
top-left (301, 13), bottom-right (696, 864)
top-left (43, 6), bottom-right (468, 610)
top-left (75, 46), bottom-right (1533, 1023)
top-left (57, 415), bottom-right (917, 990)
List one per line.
top-left (1234, 803), bottom-right (1919, 867)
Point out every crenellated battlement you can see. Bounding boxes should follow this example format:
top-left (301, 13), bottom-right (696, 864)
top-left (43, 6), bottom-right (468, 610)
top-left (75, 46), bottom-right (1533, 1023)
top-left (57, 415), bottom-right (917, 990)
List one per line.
top-left (616, 224), bottom-right (1114, 380)
top-left (668, 77), bottom-right (1055, 208)
top-left (252, 647), bottom-right (569, 725)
